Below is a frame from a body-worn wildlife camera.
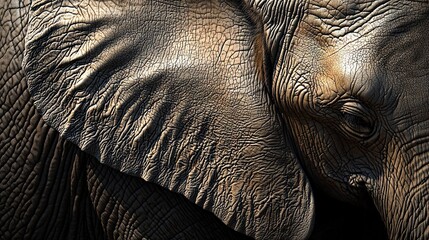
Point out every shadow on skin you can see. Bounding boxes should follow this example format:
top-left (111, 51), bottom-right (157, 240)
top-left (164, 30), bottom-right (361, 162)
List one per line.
top-left (85, 156), bottom-right (252, 239)
top-left (88, 152), bottom-right (387, 239)
top-left (309, 188), bottom-right (387, 240)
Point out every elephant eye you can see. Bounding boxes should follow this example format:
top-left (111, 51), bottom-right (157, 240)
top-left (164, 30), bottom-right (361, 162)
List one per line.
top-left (338, 101), bottom-right (375, 139)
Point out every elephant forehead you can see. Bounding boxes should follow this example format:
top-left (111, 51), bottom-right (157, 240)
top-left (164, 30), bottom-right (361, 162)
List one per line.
top-left (304, 1), bottom-right (426, 41)
top-left (291, 2), bottom-right (427, 97)
top-left (373, 9), bottom-right (429, 118)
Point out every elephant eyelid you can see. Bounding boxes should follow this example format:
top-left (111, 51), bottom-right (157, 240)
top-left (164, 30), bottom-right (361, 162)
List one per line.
top-left (335, 100), bottom-right (378, 140)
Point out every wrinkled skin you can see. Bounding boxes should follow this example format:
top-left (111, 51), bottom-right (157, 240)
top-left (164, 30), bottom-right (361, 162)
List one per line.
top-left (271, 1), bottom-right (429, 238)
top-left (2, 0), bottom-right (313, 239)
top-left (1, 0), bottom-right (428, 239)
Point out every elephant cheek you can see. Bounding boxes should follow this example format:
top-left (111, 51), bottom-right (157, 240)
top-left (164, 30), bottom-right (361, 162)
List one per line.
top-left (372, 149), bottom-right (429, 239)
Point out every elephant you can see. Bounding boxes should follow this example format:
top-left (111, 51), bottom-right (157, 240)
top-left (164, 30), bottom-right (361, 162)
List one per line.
top-left (1, 0), bottom-right (428, 239)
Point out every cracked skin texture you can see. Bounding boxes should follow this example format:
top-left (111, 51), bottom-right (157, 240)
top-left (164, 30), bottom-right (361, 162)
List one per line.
top-left (2, 0), bottom-right (429, 239)
top-left (3, 0), bottom-right (312, 239)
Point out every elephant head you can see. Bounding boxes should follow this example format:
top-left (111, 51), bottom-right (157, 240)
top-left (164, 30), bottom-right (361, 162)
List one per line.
top-left (22, 0), bottom-right (428, 239)
top-left (253, 0), bottom-right (429, 238)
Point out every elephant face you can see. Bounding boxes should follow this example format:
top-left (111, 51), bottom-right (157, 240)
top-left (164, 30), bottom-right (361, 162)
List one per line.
top-left (21, 0), bottom-right (428, 238)
top-left (269, 0), bottom-right (429, 238)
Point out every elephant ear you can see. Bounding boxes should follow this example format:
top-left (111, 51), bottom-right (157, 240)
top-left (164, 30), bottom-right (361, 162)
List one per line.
top-left (24, 0), bottom-right (314, 238)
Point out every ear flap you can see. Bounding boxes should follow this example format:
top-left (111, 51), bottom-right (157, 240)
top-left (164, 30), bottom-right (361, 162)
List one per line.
top-left (24, 0), bottom-right (314, 238)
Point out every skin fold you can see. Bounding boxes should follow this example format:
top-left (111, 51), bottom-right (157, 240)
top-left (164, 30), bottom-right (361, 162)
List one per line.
top-left (1, 0), bottom-right (428, 239)
top-left (261, 0), bottom-right (429, 238)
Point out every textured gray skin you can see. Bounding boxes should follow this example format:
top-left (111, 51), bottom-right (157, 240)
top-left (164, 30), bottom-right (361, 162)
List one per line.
top-left (263, 0), bottom-right (429, 239)
top-left (2, 0), bottom-right (313, 239)
top-left (2, 0), bottom-right (429, 239)
top-left (0, 1), bottom-right (282, 239)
